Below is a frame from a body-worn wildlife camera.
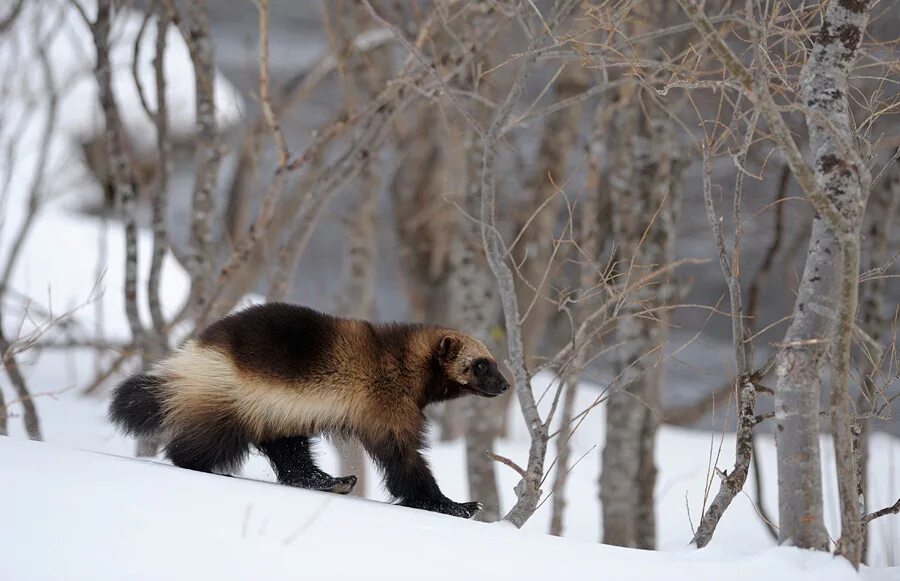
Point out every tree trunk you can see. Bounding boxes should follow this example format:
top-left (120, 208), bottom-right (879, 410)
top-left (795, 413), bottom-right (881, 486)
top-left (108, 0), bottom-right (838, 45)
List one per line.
top-left (0, 383), bottom-right (6, 435)
top-left (600, 92), bottom-right (681, 549)
top-left (800, 1), bottom-right (872, 566)
top-left (773, 0), bottom-right (874, 561)
top-left (857, 160), bottom-right (899, 561)
top-left (325, 0), bottom-right (394, 498)
top-left (455, 119), bottom-right (504, 521)
top-left (549, 99), bottom-right (613, 537)
top-left (515, 64), bottom-right (588, 364)
top-left (183, 0), bottom-right (221, 326)
top-left (772, 218), bottom-right (832, 551)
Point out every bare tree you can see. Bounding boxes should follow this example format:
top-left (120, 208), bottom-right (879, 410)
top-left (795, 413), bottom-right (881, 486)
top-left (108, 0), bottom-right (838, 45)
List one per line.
top-left (325, 0), bottom-right (394, 499)
top-left (515, 63), bottom-right (588, 364)
top-left (0, 14), bottom-right (58, 440)
top-left (801, 1), bottom-right (874, 564)
top-left (857, 154), bottom-right (899, 559)
top-left (600, 87), bottom-right (683, 549)
top-left (690, 125), bottom-right (758, 548)
top-left (549, 98), bottom-right (613, 537)
top-left (674, 0), bottom-right (878, 564)
top-left (450, 19), bottom-right (505, 523)
top-left (147, 2), bottom-right (172, 356)
top-left (164, 0), bottom-right (222, 325)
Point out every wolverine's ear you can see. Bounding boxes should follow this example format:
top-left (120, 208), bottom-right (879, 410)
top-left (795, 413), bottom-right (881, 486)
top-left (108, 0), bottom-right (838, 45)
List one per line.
top-left (438, 335), bottom-right (462, 364)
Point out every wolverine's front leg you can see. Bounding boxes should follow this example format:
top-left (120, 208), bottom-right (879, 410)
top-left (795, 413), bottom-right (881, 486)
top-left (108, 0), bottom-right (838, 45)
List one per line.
top-left (367, 431), bottom-right (480, 519)
top-left (260, 436), bottom-right (357, 494)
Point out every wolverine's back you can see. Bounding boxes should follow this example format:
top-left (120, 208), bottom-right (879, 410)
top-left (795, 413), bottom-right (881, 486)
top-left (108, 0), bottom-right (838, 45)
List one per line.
top-left (199, 303), bottom-right (358, 383)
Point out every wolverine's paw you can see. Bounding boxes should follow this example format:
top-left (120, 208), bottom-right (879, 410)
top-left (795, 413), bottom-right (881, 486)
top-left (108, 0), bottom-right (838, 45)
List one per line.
top-left (328, 475), bottom-right (358, 495)
top-left (456, 501), bottom-right (482, 519)
top-left (400, 498), bottom-right (481, 519)
top-left (282, 473), bottom-right (357, 495)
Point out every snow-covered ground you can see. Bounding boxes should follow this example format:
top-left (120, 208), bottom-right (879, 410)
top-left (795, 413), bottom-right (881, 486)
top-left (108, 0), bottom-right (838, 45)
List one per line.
top-left (1, 2), bottom-right (898, 580)
top-left (1, 435), bottom-right (895, 581)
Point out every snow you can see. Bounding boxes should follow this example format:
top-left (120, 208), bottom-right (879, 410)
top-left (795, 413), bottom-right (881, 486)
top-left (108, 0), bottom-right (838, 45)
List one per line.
top-left (4, 369), bottom-right (900, 578)
top-left (0, 436), bottom-right (894, 581)
top-left (1, 2), bottom-right (899, 580)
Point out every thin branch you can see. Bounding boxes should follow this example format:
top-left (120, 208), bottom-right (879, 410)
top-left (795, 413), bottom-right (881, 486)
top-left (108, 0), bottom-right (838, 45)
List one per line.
top-left (147, 2), bottom-right (170, 348)
top-left (691, 135), bottom-right (756, 548)
top-left (91, 0), bottom-right (146, 349)
top-left (862, 498), bottom-right (900, 525)
top-left (486, 450), bottom-right (528, 480)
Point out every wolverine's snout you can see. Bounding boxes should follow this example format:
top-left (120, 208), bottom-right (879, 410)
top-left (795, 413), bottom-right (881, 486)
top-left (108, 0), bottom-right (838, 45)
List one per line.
top-left (489, 377), bottom-right (510, 396)
top-left (477, 373), bottom-right (510, 397)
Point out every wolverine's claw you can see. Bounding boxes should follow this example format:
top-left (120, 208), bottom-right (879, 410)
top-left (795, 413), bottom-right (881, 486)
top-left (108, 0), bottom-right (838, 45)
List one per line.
top-left (330, 475), bottom-right (358, 495)
top-left (460, 501), bottom-right (482, 518)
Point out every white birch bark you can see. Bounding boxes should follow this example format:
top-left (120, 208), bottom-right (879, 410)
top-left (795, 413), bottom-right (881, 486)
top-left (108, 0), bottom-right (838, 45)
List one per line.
top-left (773, 0), bottom-right (873, 560)
top-left (454, 116), bottom-right (504, 521)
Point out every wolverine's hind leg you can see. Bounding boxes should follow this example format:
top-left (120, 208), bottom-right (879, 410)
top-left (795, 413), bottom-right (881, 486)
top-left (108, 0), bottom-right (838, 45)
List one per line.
top-left (260, 436), bottom-right (357, 495)
top-left (166, 419), bottom-right (251, 475)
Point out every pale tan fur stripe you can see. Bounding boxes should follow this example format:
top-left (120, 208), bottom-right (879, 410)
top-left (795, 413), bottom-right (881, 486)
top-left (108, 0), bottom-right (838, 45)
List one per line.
top-left (154, 341), bottom-right (369, 442)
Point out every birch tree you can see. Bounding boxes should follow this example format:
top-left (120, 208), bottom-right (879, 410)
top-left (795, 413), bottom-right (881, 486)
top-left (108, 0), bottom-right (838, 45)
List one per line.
top-left (326, 0), bottom-right (394, 499)
top-left (600, 89), bottom-right (683, 548)
top-left (674, 0), bottom-right (878, 564)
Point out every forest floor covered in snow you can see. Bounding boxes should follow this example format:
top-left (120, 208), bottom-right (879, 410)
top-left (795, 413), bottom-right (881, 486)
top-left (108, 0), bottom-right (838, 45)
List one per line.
top-left (1, 434), bottom-right (898, 581)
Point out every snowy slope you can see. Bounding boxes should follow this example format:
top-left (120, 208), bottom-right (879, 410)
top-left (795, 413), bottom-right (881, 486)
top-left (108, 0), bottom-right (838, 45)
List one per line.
top-left (1, 436), bottom-right (894, 581)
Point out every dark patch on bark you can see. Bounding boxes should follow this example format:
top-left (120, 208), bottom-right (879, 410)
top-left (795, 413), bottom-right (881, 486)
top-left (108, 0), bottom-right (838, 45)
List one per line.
top-left (818, 21), bottom-right (833, 45)
top-left (838, 0), bottom-right (870, 13)
top-left (837, 24), bottom-right (861, 51)
top-left (819, 153), bottom-right (842, 173)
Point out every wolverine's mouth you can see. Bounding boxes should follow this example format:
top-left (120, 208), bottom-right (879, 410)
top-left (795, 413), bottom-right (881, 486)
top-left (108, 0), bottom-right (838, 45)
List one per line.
top-left (466, 380), bottom-right (510, 398)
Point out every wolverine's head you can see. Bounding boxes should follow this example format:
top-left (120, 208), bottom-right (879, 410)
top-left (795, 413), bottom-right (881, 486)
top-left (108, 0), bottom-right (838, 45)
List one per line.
top-left (437, 333), bottom-right (510, 397)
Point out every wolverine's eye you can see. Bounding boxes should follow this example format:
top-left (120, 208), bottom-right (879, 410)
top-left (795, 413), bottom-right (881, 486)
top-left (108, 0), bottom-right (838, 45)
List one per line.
top-left (475, 361), bottom-right (488, 375)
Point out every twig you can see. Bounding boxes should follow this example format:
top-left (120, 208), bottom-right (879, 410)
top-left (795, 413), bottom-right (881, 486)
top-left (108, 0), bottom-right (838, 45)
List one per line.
top-left (691, 135), bottom-right (756, 548)
top-left (486, 450), bottom-right (528, 480)
top-left (256, 0), bottom-right (288, 167)
top-left (862, 498), bottom-right (900, 525)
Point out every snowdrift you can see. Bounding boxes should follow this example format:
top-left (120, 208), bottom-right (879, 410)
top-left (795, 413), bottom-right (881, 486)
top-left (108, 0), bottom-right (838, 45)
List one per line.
top-left (1, 436), bottom-right (894, 581)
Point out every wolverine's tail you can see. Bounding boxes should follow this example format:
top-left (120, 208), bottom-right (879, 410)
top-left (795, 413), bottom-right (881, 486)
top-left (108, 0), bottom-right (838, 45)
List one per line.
top-left (109, 373), bottom-right (166, 436)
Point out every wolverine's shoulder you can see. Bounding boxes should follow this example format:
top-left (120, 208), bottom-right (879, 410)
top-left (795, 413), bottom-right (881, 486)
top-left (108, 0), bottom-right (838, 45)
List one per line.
top-left (196, 303), bottom-right (344, 379)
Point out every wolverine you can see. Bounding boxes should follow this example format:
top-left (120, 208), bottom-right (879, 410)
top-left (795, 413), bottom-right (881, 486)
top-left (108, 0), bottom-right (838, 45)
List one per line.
top-left (109, 302), bottom-right (509, 518)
